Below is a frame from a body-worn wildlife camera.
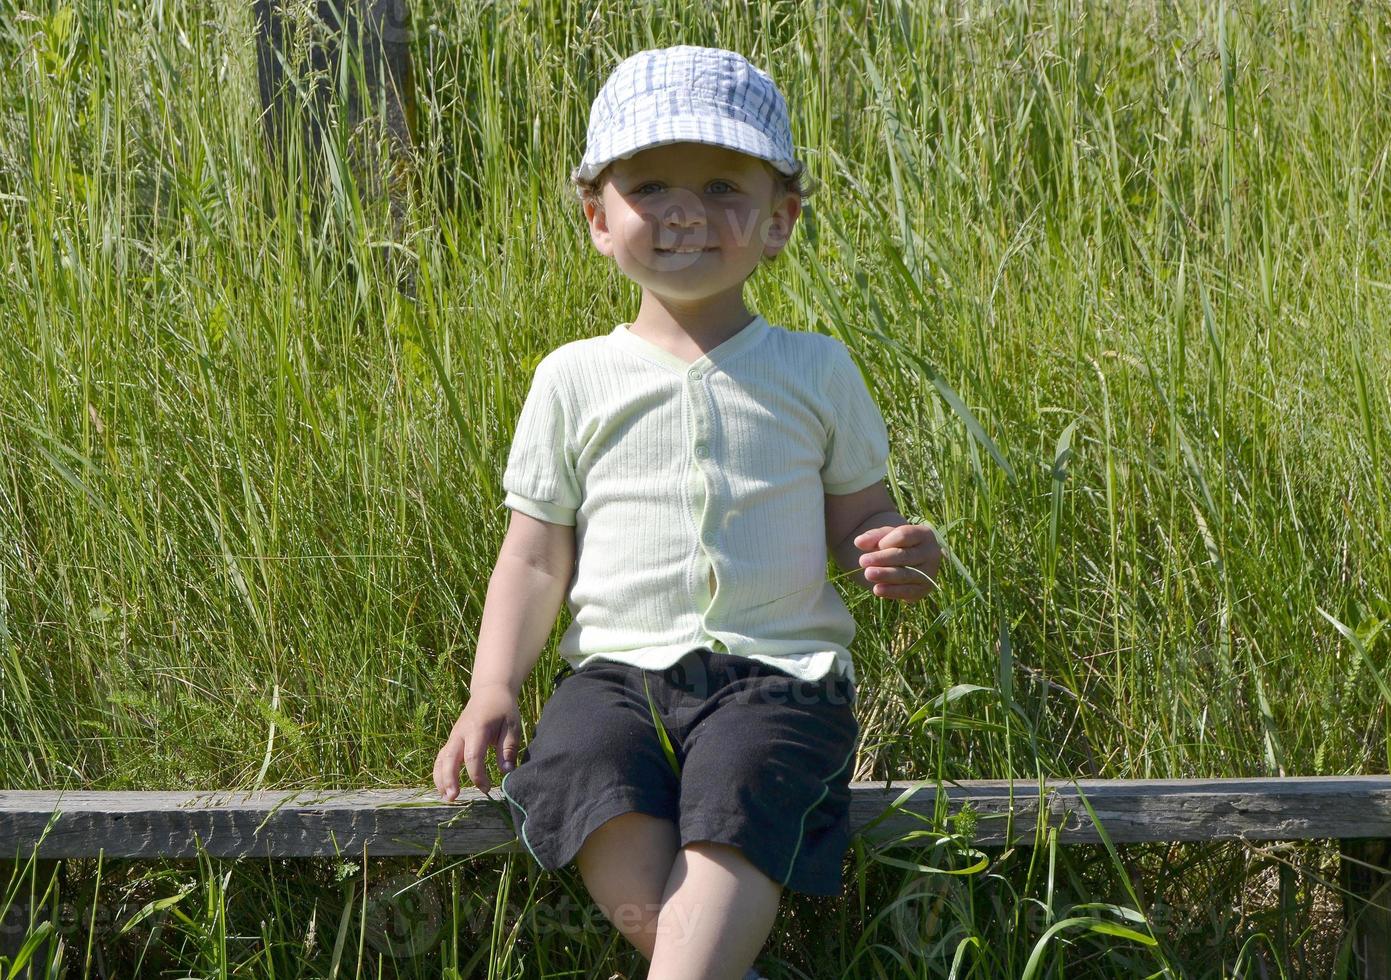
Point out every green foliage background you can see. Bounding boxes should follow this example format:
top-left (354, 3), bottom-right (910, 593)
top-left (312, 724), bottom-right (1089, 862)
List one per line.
top-left (0, 0), bottom-right (1388, 975)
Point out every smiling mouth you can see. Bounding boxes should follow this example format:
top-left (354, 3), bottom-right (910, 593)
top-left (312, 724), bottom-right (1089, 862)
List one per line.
top-left (655, 246), bottom-right (717, 254)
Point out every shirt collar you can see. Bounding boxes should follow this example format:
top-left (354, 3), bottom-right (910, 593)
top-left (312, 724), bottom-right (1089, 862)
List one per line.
top-left (609, 315), bottom-right (769, 374)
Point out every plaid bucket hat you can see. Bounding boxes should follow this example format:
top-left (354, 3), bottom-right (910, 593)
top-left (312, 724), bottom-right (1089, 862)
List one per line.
top-left (575, 45), bottom-right (799, 183)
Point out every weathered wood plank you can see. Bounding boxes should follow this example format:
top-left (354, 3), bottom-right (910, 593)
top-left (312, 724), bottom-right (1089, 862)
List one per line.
top-left (3, 778), bottom-right (1391, 859)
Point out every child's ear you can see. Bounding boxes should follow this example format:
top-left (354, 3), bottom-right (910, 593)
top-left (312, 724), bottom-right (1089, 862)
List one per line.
top-left (762, 191), bottom-right (802, 258)
top-left (584, 196), bottom-right (615, 257)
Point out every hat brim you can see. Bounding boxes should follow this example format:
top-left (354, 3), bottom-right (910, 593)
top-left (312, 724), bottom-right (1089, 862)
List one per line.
top-left (575, 109), bottom-right (799, 183)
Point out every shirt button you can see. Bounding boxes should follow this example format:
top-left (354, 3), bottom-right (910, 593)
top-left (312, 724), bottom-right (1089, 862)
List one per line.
top-left (688, 368), bottom-right (702, 381)
top-left (702, 531), bottom-right (714, 546)
top-left (695, 444), bottom-right (709, 458)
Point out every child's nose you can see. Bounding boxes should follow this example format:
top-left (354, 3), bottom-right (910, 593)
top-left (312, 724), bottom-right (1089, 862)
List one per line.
top-left (658, 198), bottom-right (705, 228)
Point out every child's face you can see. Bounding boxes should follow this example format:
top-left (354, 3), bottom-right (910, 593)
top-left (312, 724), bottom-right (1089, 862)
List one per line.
top-left (583, 142), bottom-right (801, 308)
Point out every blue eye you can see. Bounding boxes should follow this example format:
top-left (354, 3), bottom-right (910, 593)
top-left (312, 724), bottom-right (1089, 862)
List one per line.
top-left (634, 182), bottom-right (663, 195)
top-left (708, 180), bottom-right (735, 193)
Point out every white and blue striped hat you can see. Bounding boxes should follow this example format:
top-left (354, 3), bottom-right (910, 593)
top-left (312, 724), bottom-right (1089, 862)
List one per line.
top-left (575, 45), bottom-right (799, 183)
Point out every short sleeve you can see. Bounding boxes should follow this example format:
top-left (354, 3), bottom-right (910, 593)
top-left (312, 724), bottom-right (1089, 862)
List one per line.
top-left (820, 340), bottom-right (890, 495)
top-left (502, 356), bottom-right (581, 526)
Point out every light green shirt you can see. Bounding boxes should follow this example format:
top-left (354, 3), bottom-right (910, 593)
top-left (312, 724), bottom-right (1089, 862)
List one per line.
top-left (502, 314), bottom-right (889, 686)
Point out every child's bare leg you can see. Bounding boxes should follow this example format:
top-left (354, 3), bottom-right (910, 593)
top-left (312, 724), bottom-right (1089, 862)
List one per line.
top-left (574, 810), bottom-right (680, 960)
top-left (647, 840), bottom-right (782, 980)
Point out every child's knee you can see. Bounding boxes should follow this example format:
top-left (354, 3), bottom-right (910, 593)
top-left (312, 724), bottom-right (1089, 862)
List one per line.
top-left (591, 809), bottom-right (678, 848)
top-left (578, 809), bottom-right (679, 873)
top-left (681, 839), bottom-right (784, 892)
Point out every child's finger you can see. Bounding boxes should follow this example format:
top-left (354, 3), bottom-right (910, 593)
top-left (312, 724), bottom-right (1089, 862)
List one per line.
top-left (435, 735), bottom-right (463, 802)
top-left (499, 721), bottom-right (520, 774)
top-left (853, 526), bottom-right (895, 550)
top-left (432, 757), bottom-right (448, 801)
top-left (866, 563), bottom-right (935, 586)
top-left (873, 581), bottom-right (928, 601)
top-left (464, 736), bottom-right (491, 794)
top-left (860, 543), bottom-right (913, 567)
top-left (862, 528), bottom-right (940, 568)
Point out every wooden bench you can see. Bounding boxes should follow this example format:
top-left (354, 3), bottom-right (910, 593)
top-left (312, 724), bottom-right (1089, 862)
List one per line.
top-left (4, 777), bottom-right (1390, 975)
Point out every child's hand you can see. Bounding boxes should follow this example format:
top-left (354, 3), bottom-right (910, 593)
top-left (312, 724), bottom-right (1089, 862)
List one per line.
top-left (433, 685), bottom-right (523, 801)
top-left (855, 523), bottom-right (942, 602)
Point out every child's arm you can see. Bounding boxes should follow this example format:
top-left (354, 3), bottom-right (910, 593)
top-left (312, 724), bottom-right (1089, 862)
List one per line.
top-left (471, 511), bottom-right (577, 694)
top-left (819, 341), bottom-right (937, 601)
top-left (826, 479), bottom-right (939, 602)
top-left (434, 510), bottom-right (575, 799)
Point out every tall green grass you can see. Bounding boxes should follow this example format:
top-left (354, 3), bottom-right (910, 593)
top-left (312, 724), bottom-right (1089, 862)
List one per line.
top-left (1, 0), bottom-right (1388, 975)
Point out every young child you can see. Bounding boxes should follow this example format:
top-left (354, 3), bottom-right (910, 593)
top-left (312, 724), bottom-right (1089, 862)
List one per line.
top-left (434, 45), bottom-right (940, 980)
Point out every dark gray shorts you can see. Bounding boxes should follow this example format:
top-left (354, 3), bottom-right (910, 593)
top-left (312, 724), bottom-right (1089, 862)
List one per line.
top-left (499, 646), bottom-right (860, 897)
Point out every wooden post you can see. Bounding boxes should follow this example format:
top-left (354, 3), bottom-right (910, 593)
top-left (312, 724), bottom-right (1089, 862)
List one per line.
top-left (1, 858), bottom-right (60, 980)
top-left (1341, 838), bottom-right (1391, 979)
top-left (253, 0), bottom-right (417, 292)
